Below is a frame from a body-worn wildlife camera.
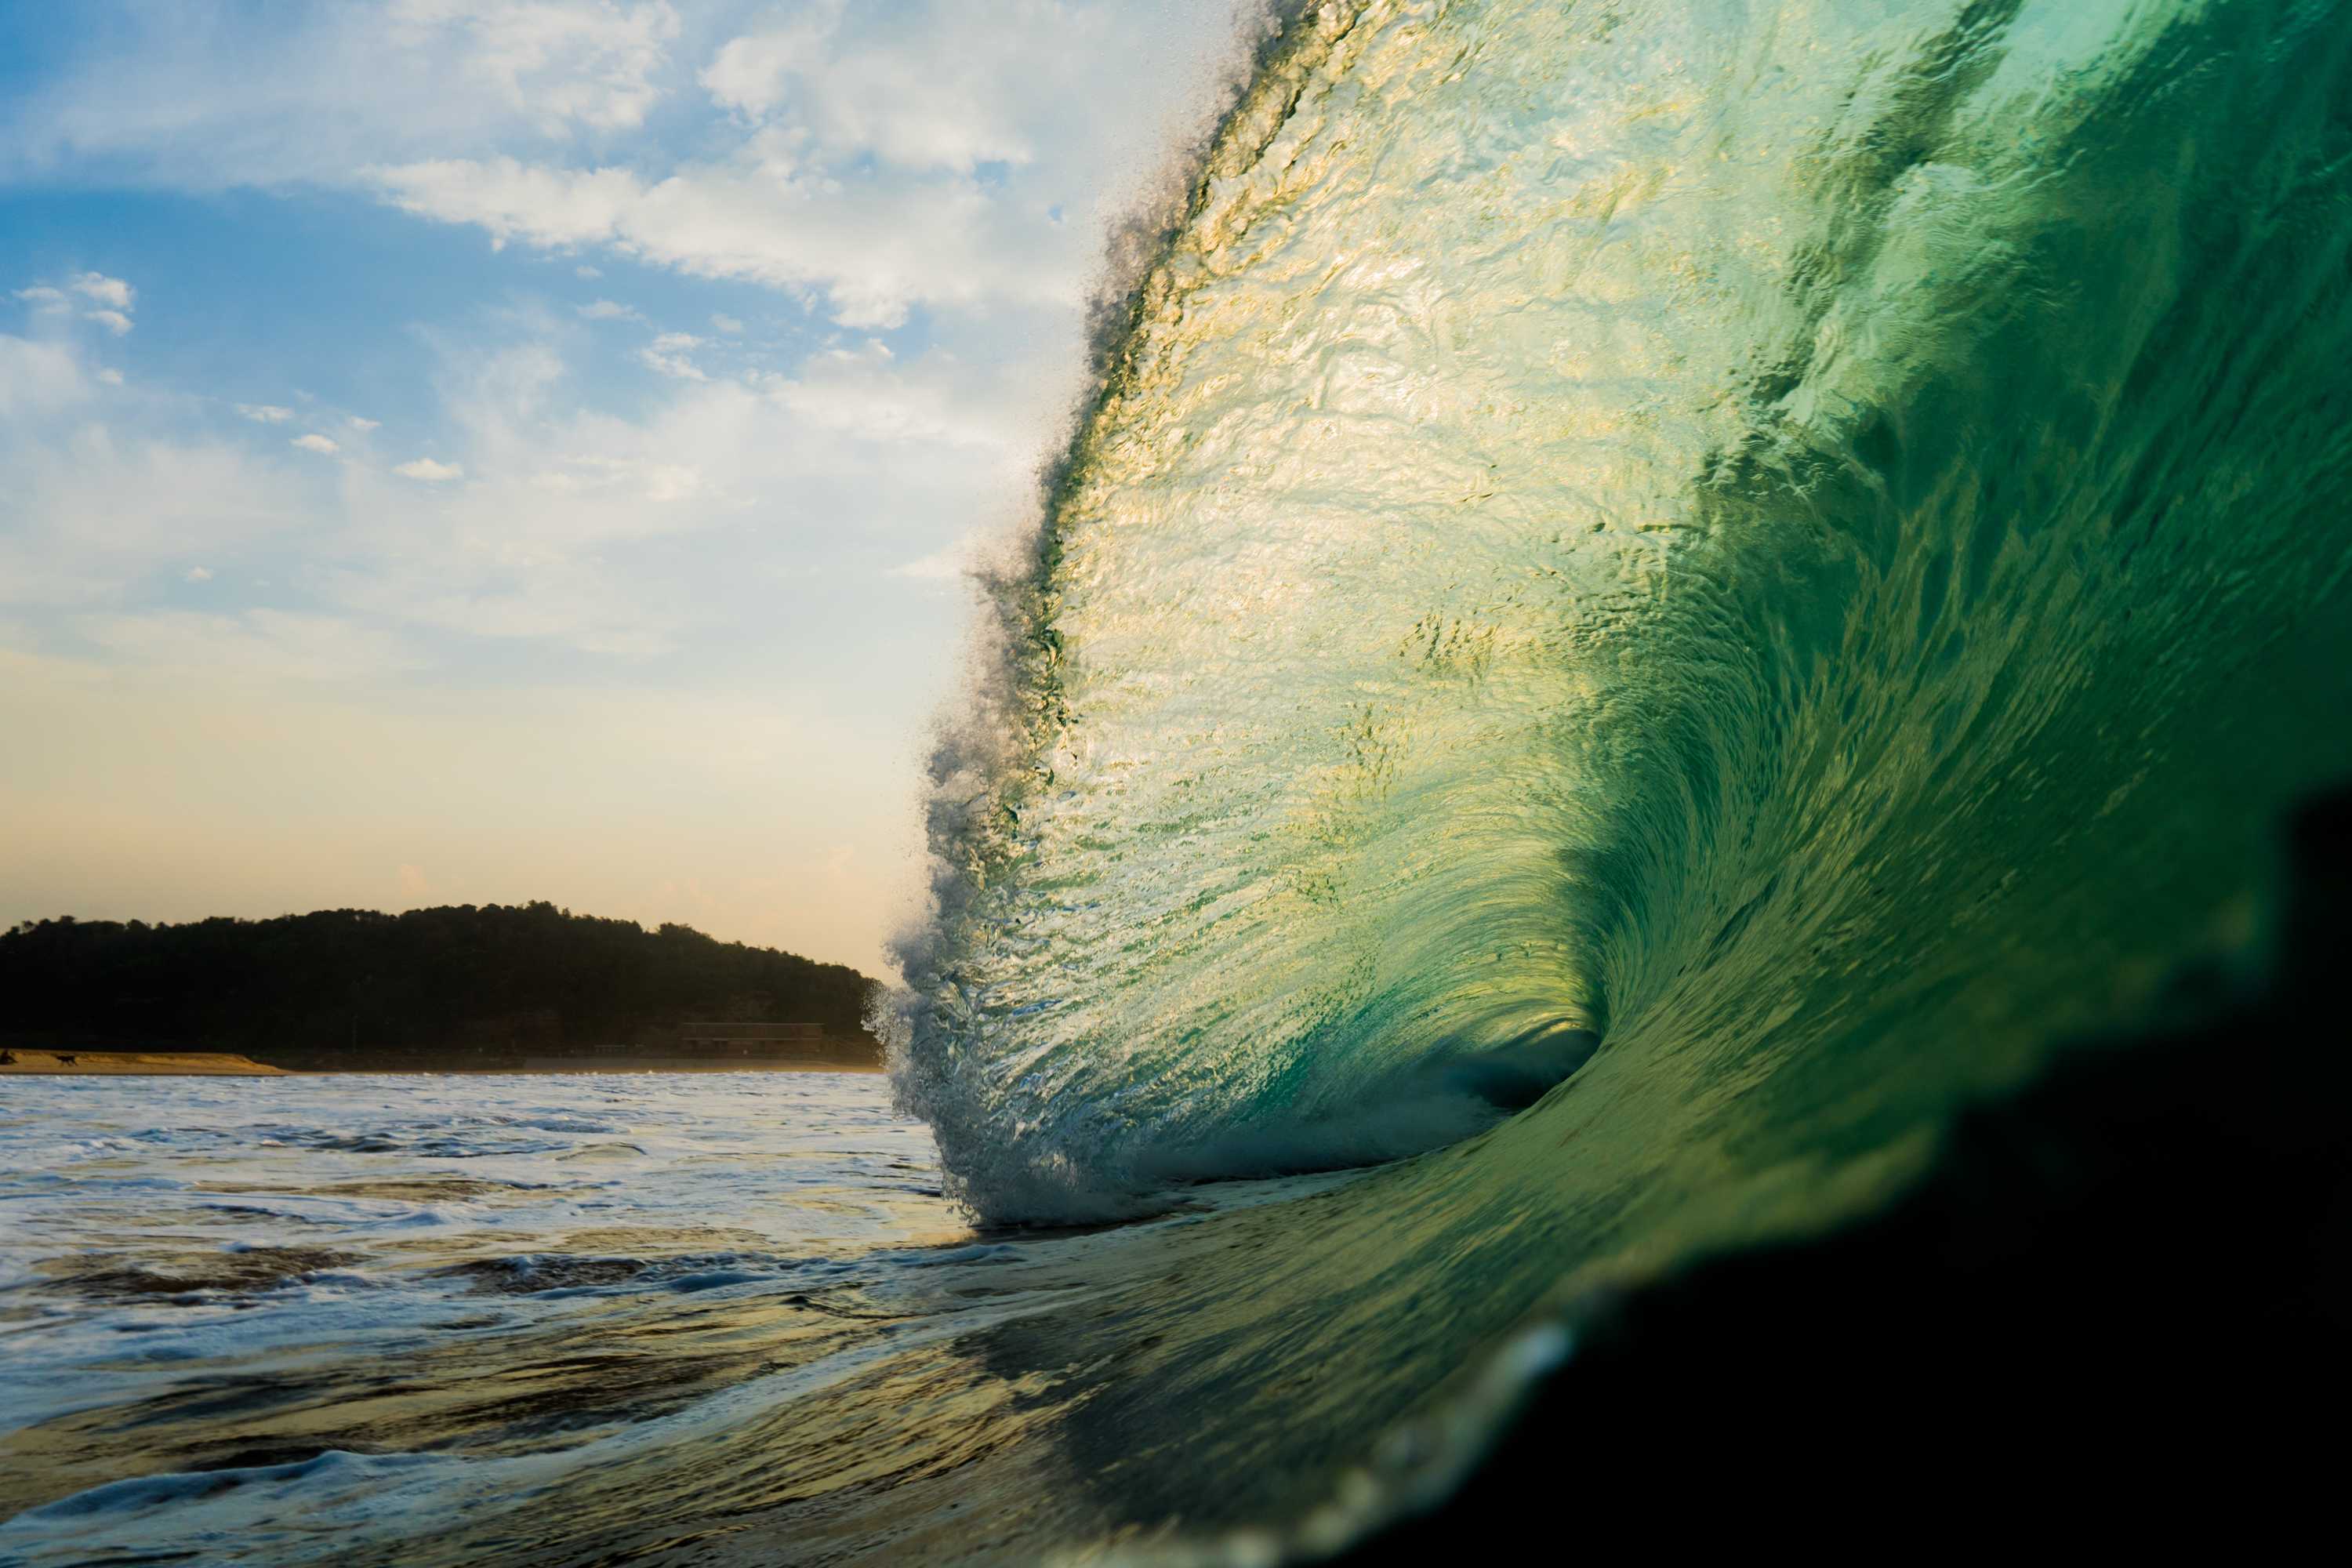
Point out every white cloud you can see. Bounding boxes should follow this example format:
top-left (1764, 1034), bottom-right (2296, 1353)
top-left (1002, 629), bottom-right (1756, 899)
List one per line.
top-left (698, 20), bottom-right (823, 124)
top-left (292, 433), bottom-right (340, 454)
top-left (760, 340), bottom-right (1021, 450)
top-left (637, 343), bottom-right (705, 380)
top-left (369, 151), bottom-right (1065, 328)
top-left (70, 272), bottom-right (135, 310)
top-left (0, 2), bottom-right (693, 188)
top-left (575, 263), bottom-right (602, 278)
top-left (9, 4), bottom-right (1255, 336)
top-left (184, 566), bottom-right (213, 583)
top-left (355, 4), bottom-right (1261, 327)
top-left (0, 334), bottom-right (98, 419)
top-left (97, 368), bottom-right (125, 387)
top-left (250, 323), bottom-right (1051, 666)
top-left (370, 157), bottom-right (641, 246)
top-left (0, 418), bottom-right (310, 611)
top-left (577, 298), bottom-right (640, 320)
top-left (349, 416), bottom-right (381, 430)
top-left (389, 0), bottom-right (681, 136)
top-left (638, 330), bottom-right (709, 380)
top-left (0, 4), bottom-right (1247, 642)
top-left (699, 9), bottom-right (1040, 173)
top-left (16, 274), bottom-right (136, 335)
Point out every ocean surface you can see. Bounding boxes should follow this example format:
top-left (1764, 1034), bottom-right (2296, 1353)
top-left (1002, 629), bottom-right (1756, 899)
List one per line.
top-left (0, 1073), bottom-right (1370, 1563)
top-left (11, 0), bottom-right (2352, 1560)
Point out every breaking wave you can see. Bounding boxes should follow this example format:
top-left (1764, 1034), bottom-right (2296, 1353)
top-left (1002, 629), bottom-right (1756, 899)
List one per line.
top-left (889, 0), bottom-right (2352, 1224)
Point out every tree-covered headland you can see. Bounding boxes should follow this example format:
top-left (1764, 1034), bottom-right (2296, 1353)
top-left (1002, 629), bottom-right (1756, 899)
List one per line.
top-left (0, 903), bottom-right (881, 1068)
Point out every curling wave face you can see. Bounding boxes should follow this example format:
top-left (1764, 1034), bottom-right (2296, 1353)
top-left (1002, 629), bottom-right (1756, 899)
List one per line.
top-left (891, 0), bottom-right (2352, 1224)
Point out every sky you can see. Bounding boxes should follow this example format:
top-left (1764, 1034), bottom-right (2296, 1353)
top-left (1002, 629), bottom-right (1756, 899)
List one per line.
top-left (0, 0), bottom-right (1253, 975)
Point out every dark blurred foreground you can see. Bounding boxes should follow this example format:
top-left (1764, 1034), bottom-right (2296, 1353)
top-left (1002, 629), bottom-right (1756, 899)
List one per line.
top-left (1340, 785), bottom-right (2352, 1558)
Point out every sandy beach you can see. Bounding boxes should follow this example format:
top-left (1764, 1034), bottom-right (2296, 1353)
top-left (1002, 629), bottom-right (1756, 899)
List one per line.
top-left (0, 1050), bottom-right (289, 1076)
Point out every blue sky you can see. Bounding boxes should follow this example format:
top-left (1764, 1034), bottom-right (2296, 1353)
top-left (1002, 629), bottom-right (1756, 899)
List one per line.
top-left (0, 0), bottom-right (1251, 972)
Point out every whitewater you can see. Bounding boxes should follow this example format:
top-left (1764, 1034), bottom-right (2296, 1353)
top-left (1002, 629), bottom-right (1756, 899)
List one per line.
top-left (9, 0), bottom-right (2352, 1559)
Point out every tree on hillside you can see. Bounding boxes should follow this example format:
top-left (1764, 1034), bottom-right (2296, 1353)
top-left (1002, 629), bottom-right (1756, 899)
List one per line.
top-left (0, 905), bottom-right (879, 1060)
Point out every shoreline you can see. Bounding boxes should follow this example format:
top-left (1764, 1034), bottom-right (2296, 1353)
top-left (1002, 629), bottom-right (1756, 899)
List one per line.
top-left (0, 1050), bottom-right (287, 1076)
top-left (0, 1049), bottom-right (884, 1077)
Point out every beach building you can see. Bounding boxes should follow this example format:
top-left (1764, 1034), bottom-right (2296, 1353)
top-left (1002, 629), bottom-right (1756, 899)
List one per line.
top-left (671, 1021), bottom-right (829, 1058)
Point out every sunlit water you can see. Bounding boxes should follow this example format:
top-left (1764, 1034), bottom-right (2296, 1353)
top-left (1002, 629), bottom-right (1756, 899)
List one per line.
top-left (0, 1075), bottom-right (1370, 1564)
top-left (0, 1076), bottom-right (922, 1552)
top-left (10, 0), bottom-right (2352, 1561)
top-left (894, 0), bottom-right (2352, 1221)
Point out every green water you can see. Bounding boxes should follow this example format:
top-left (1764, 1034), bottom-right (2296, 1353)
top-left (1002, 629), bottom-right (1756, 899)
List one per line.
top-left (893, 0), bottom-right (2352, 1240)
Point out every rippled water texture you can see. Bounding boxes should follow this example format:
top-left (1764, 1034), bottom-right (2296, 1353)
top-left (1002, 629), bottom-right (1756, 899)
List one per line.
top-left (0, 1076), bottom-right (956, 1544)
top-left (893, 0), bottom-right (2352, 1222)
top-left (0, 1077), bottom-right (1383, 1565)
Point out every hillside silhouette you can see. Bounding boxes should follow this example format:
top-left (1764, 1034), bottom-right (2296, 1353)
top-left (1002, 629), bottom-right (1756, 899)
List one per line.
top-left (0, 904), bottom-right (879, 1068)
